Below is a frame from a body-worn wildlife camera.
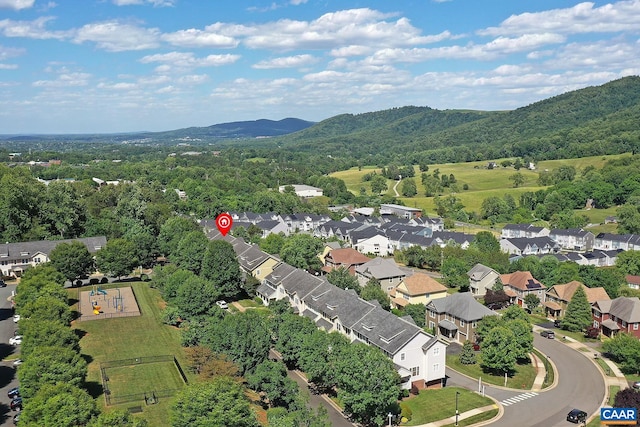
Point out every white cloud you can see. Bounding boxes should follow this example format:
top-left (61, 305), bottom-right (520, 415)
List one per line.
top-left (0, 63), bottom-right (18, 69)
top-left (73, 21), bottom-right (161, 51)
top-left (162, 28), bottom-right (238, 48)
top-left (253, 54), bottom-right (318, 69)
top-left (0, 17), bottom-right (67, 39)
top-left (0, 44), bottom-right (24, 60)
top-left (0, 0), bottom-right (34, 10)
top-left (480, 0), bottom-right (640, 36)
top-left (97, 82), bottom-right (138, 90)
top-left (112, 0), bottom-right (176, 6)
top-left (33, 72), bottom-right (91, 87)
top-left (139, 52), bottom-right (240, 71)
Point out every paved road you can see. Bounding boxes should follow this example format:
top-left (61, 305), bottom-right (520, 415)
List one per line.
top-left (447, 333), bottom-right (605, 427)
top-left (0, 284), bottom-right (20, 426)
top-left (269, 350), bottom-right (353, 427)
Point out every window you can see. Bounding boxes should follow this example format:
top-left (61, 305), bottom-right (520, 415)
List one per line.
top-left (460, 319), bottom-right (465, 328)
top-left (400, 353), bottom-right (406, 361)
top-left (428, 321), bottom-right (435, 330)
top-left (433, 347), bottom-right (440, 356)
top-left (429, 311), bottom-right (436, 319)
top-left (633, 323), bottom-right (639, 331)
top-left (432, 363), bottom-right (439, 372)
top-left (472, 321), bottom-right (477, 328)
top-left (411, 366), bottom-right (419, 376)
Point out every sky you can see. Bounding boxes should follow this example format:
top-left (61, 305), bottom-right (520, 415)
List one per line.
top-left (0, 0), bottom-right (639, 134)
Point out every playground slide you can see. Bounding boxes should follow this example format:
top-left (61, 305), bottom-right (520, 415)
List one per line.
top-left (97, 288), bottom-right (107, 296)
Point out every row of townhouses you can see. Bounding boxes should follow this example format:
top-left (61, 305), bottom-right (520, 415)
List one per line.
top-left (204, 228), bottom-right (449, 392)
top-left (0, 236), bottom-right (107, 279)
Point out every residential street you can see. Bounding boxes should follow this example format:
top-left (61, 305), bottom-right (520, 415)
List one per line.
top-left (447, 333), bottom-right (606, 427)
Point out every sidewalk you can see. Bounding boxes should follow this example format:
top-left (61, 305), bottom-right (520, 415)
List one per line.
top-left (530, 351), bottom-right (547, 391)
top-left (412, 404), bottom-right (500, 427)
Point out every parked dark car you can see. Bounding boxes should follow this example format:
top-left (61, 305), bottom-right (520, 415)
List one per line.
top-left (0, 279), bottom-right (6, 287)
top-left (553, 319), bottom-right (561, 327)
top-left (10, 396), bottom-right (22, 411)
top-left (540, 330), bottom-right (555, 339)
top-left (632, 381), bottom-right (640, 390)
top-left (7, 387), bottom-right (19, 398)
top-left (567, 409), bottom-right (587, 424)
top-left (13, 413), bottom-right (19, 425)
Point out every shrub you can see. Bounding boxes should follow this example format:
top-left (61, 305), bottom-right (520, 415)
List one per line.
top-left (400, 402), bottom-right (412, 421)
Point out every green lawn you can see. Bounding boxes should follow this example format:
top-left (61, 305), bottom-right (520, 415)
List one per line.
top-left (446, 355), bottom-right (537, 390)
top-left (442, 409), bottom-right (499, 427)
top-left (330, 154), bottom-right (628, 225)
top-left (608, 385), bottom-right (620, 406)
top-left (532, 349), bottom-right (554, 388)
top-left (401, 387), bottom-right (494, 426)
top-left (105, 361), bottom-right (185, 399)
top-left (71, 281), bottom-right (191, 426)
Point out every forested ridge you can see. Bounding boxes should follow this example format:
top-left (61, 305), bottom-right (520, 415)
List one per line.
top-left (273, 76), bottom-right (640, 163)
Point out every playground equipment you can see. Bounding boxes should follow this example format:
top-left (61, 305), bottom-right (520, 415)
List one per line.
top-left (113, 287), bottom-right (124, 312)
top-left (90, 285), bottom-right (108, 297)
top-left (91, 300), bottom-right (102, 315)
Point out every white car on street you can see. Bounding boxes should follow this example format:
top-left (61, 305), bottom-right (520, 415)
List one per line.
top-left (12, 314), bottom-right (20, 323)
top-left (9, 336), bottom-right (22, 346)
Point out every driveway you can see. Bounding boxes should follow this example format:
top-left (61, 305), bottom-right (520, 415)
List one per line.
top-left (0, 284), bottom-right (20, 426)
top-left (447, 333), bottom-right (605, 427)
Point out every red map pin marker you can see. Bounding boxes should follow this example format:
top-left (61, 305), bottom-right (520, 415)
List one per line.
top-left (216, 213), bottom-right (233, 236)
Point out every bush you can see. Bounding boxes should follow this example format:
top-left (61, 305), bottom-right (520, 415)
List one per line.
top-left (400, 402), bottom-right (412, 421)
top-left (161, 306), bottom-right (181, 326)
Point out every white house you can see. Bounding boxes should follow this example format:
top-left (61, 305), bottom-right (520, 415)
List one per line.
top-left (278, 185), bottom-right (323, 198)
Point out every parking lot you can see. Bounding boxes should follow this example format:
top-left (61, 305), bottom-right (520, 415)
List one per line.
top-left (0, 284), bottom-right (20, 426)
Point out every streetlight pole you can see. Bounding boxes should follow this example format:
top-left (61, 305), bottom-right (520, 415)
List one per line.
top-left (455, 391), bottom-right (460, 426)
top-left (388, 412), bottom-right (392, 427)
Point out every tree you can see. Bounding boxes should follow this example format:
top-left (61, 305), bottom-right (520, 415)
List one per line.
top-left (95, 238), bottom-right (139, 280)
top-left (441, 257), bottom-right (470, 290)
top-left (370, 174), bottom-right (388, 194)
top-left (562, 286), bottom-right (592, 332)
top-left (483, 289), bottom-right (510, 309)
top-left (400, 178), bottom-right (417, 197)
top-left (275, 313), bottom-right (319, 367)
top-left (298, 330), bottom-right (349, 392)
top-left (509, 172), bottom-right (525, 188)
top-left (184, 346), bottom-right (240, 379)
top-left (19, 318), bottom-right (80, 357)
top-left (18, 346), bottom-right (88, 398)
top-left (171, 377), bottom-right (259, 427)
top-left (267, 405), bottom-right (331, 427)
top-left (173, 230), bottom-right (209, 274)
top-left (459, 340), bottom-right (476, 365)
top-left (260, 232), bottom-right (286, 255)
top-left (206, 311), bottom-right (271, 375)
top-left (602, 333), bottom-right (640, 374)
top-left (616, 249), bottom-right (640, 275)
top-left (327, 267), bottom-right (361, 294)
top-left (471, 231), bottom-right (500, 253)
top-left (201, 240), bottom-right (243, 299)
top-left (88, 410), bottom-right (148, 427)
top-left (19, 383), bottom-right (98, 427)
top-left (617, 204), bottom-right (640, 234)
top-left (402, 303), bottom-right (426, 328)
top-left (20, 295), bottom-right (73, 326)
top-left (360, 278), bottom-right (391, 310)
top-left (475, 315), bottom-right (504, 343)
top-left (247, 360), bottom-right (299, 409)
top-left (613, 388), bottom-right (640, 414)
top-left (49, 241), bottom-right (94, 283)
top-left (523, 294), bottom-right (541, 311)
top-left (502, 304), bottom-right (530, 323)
top-left (280, 234), bottom-right (323, 270)
top-left (157, 216), bottom-right (200, 257)
top-left (335, 343), bottom-right (400, 427)
top-left (175, 274), bottom-right (221, 320)
top-left (480, 326), bottom-right (518, 374)
top-left (509, 319), bottom-right (533, 361)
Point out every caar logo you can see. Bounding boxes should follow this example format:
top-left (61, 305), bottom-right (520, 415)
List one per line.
top-left (600, 408), bottom-right (637, 425)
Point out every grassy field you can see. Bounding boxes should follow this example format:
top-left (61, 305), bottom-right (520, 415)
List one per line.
top-left (446, 355), bottom-right (537, 390)
top-left (104, 361), bottom-right (185, 399)
top-left (442, 409), bottom-right (499, 427)
top-left (70, 281), bottom-right (190, 426)
top-left (401, 387), bottom-right (494, 426)
top-left (330, 154), bottom-right (630, 226)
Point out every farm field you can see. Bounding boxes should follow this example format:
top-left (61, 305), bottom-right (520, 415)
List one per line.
top-left (331, 154), bottom-right (628, 227)
top-left (70, 281), bottom-right (191, 426)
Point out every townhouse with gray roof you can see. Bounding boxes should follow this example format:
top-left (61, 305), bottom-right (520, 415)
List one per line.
top-left (592, 296), bottom-right (640, 339)
top-left (0, 236), bottom-right (107, 278)
top-left (426, 292), bottom-right (499, 344)
top-left (500, 236), bottom-right (560, 256)
top-left (549, 228), bottom-right (595, 252)
top-left (501, 224), bottom-right (550, 239)
top-left (355, 257), bottom-right (407, 293)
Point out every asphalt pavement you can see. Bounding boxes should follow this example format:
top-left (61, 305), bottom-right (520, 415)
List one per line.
top-left (0, 284), bottom-right (20, 426)
top-left (447, 332), bottom-right (606, 427)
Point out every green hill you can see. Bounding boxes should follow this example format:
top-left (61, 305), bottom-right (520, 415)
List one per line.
top-left (276, 76), bottom-right (640, 163)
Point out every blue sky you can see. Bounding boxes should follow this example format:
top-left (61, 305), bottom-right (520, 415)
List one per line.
top-left (0, 0), bottom-right (639, 133)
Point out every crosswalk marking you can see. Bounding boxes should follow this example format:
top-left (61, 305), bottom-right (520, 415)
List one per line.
top-left (501, 392), bottom-right (538, 406)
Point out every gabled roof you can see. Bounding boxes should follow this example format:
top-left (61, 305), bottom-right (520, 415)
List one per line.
top-left (237, 245), bottom-right (272, 271)
top-left (353, 305), bottom-right (423, 355)
top-left (427, 292), bottom-right (498, 321)
top-left (325, 248), bottom-right (371, 266)
top-left (500, 271), bottom-right (546, 291)
top-left (549, 228), bottom-right (593, 238)
top-left (467, 263), bottom-right (498, 281)
top-left (431, 231), bottom-right (473, 245)
top-left (355, 257), bottom-right (406, 280)
top-left (547, 281), bottom-right (609, 304)
top-left (398, 273), bottom-right (447, 296)
top-left (0, 236), bottom-right (107, 262)
top-left (626, 275), bottom-right (640, 286)
top-left (605, 297), bottom-right (640, 323)
top-left (280, 268), bottom-right (324, 300)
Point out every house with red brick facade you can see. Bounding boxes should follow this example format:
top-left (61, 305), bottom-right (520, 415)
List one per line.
top-left (592, 297), bottom-right (640, 339)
